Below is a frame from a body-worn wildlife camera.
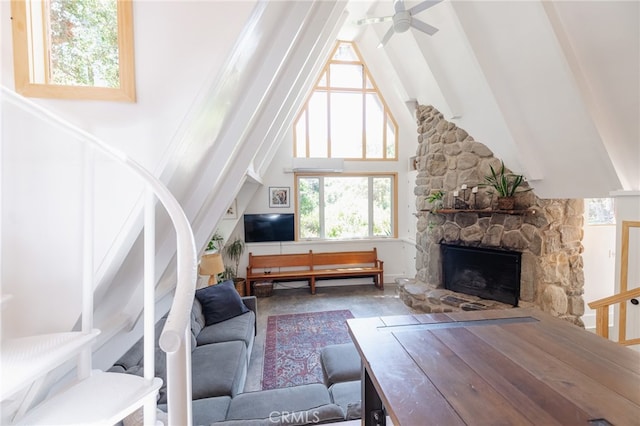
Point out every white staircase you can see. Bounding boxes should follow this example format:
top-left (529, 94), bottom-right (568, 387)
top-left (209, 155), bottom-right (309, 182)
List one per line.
top-left (14, 372), bottom-right (162, 425)
top-left (0, 87), bottom-right (197, 425)
top-left (1, 331), bottom-right (101, 401)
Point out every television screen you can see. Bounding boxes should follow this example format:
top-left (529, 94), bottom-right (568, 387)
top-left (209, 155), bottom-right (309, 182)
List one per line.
top-left (243, 214), bottom-right (295, 243)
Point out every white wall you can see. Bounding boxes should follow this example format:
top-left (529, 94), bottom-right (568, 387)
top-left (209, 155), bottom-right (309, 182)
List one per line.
top-left (582, 221), bottom-right (616, 330)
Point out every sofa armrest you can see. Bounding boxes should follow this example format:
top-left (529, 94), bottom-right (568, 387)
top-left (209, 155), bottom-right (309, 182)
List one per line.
top-left (242, 296), bottom-right (257, 335)
top-left (241, 296), bottom-right (257, 314)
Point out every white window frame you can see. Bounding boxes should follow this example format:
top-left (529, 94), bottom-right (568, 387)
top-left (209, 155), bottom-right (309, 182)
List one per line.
top-left (295, 172), bottom-right (398, 241)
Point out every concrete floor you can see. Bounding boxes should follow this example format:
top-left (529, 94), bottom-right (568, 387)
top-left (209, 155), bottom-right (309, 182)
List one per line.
top-left (244, 283), bottom-right (419, 392)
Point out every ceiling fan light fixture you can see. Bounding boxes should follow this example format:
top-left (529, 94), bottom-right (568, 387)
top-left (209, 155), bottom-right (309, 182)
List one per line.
top-left (358, 0), bottom-right (442, 46)
top-left (393, 11), bottom-right (411, 33)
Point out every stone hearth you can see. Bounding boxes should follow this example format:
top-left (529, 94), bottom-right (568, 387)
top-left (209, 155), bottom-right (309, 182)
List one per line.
top-left (405, 105), bottom-right (585, 326)
top-left (397, 278), bottom-right (519, 313)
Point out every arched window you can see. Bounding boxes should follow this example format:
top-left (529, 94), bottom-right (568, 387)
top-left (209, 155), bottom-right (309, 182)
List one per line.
top-left (294, 41), bottom-right (397, 160)
top-left (11, 0), bottom-right (136, 101)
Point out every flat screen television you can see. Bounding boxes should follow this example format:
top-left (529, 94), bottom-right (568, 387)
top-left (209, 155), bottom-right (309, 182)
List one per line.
top-left (243, 213), bottom-right (295, 243)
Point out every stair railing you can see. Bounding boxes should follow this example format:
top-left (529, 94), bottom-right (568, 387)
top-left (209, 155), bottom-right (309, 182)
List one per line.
top-left (588, 287), bottom-right (640, 346)
top-left (2, 87), bottom-right (197, 425)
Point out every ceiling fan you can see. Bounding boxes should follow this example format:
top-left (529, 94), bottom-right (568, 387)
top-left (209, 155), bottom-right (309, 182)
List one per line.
top-left (357, 0), bottom-right (443, 47)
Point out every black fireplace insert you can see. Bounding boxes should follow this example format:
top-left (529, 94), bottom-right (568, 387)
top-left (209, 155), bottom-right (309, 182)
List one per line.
top-left (441, 244), bottom-right (521, 306)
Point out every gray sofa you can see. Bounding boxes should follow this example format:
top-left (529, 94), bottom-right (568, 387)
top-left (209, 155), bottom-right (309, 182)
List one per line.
top-left (113, 280), bottom-right (357, 425)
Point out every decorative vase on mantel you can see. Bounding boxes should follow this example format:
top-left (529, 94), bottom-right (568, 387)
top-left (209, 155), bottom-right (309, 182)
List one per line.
top-left (497, 196), bottom-right (515, 211)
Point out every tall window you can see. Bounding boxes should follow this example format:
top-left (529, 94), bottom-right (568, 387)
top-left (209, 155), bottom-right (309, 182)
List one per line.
top-left (11, 0), bottom-right (136, 101)
top-left (294, 41), bottom-right (397, 160)
top-left (296, 173), bottom-right (397, 240)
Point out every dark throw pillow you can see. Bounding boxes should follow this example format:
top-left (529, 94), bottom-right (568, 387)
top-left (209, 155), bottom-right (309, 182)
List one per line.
top-left (195, 280), bottom-right (249, 325)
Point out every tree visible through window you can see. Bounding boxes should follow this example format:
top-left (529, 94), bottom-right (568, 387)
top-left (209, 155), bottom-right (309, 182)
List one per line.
top-left (585, 198), bottom-right (616, 225)
top-left (48, 0), bottom-right (119, 87)
top-left (297, 174), bottom-right (396, 240)
top-left (11, 0), bottom-right (136, 101)
top-left (294, 41), bottom-right (397, 160)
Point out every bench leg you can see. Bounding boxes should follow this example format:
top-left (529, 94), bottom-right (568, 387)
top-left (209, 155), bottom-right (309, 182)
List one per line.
top-left (245, 280), bottom-right (251, 296)
top-left (310, 278), bottom-right (316, 295)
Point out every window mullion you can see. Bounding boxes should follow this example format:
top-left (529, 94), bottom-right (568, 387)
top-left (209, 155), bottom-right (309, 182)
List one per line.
top-left (304, 109), bottom-right (310, 158)
top-left (41, 1), bottom-right (52, 84)
top-left (368, 177), bottom-right (374, 237)
top-left (326, 64), bottom-right (332, 158)
top-left (382, 111), bottom-right (387, 160)
top-left (319, 177), bottom-right (326, 239)
top-left (361, 68), bottom-right (366, 159)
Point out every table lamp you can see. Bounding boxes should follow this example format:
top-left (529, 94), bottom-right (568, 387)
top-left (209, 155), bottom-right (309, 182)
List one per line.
top-left (199, 252), bottom-right (225, 285)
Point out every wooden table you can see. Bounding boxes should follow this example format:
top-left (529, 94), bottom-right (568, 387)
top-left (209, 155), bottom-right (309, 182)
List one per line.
top-left (347, 308), bottom-right (640, 426)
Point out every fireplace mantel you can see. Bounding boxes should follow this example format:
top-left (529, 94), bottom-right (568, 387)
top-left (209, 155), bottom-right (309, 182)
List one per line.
top-left (424, 208), bottom-right (536, 216)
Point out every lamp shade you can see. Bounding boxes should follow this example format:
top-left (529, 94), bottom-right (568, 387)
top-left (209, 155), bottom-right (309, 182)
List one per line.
top-left (199, 252), bottom-right (225, 285)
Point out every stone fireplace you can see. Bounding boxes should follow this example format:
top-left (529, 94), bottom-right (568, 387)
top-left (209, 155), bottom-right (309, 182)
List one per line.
top-left (399, 105), bottom-right (585, 326)
top-left (442, 244), bottom-right (521, 306)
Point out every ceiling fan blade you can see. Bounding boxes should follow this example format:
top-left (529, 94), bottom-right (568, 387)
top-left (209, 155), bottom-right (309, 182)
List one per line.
top-left (411, 19), bottom-right (439, 36)
top-left (377, 26), bottom-right (396, 48)
top-left (394, 0), bottom-right (406, 14)
top-left (356, 15), bottom-right (393, 26)
top-left (408, 0), bottom-right (443, 16)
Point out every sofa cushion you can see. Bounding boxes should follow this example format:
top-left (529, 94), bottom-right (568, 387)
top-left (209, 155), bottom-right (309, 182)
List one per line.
top-left (214, 403), bottom-right (345, 425)
top-left (328, 381), bottom-right (361, 420)
top-left (158, 396), bottom-right (231, 426)
top-left (196, 310), bottom-right (255, 348)
top-left (320, 343), bottom-right (361, 386)
top-left (192, 396), bottom-right (232, 425)
top-left (195, 280), bottom-right (249, 325)
top-left (109, 317), bottom-right (170, 402)
top-left (225, 383), bottom-right (337, 421)
top-left (191, 298), bottom-right (206, 337)
top-left (190, 340), bottom-right (247, 401)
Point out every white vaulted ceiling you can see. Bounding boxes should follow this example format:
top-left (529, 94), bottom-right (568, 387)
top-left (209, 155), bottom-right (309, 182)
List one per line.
top-left (341, 0), bottom-right (639, 197)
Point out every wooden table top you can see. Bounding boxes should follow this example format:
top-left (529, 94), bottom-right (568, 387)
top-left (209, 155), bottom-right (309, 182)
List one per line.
top-left (347, 308), bottom-right (640, 426)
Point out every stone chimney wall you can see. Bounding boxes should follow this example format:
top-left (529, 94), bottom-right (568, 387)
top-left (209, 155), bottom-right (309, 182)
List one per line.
top-left (412, 105), bottom-right (585, 326)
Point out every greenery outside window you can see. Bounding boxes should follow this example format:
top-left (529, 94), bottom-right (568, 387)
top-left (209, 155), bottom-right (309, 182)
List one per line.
top-left (294, 41), bottom-right (398, 160)
top-left (585, 198), bottom-right (616, 225)
top-left (296, 173), bottom-right (397, 240)
top-left (11, 0), bottom-right (136, 101)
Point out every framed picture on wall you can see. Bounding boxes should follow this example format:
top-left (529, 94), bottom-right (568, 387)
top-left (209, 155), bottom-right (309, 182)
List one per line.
top-left (269, 187), bottom-right (290, 208)
top-left (224, 199), bottom-right (237, 219)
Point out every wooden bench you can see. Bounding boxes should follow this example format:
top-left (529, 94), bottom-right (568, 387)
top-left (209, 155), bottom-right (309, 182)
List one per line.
top-left (246, 248), bottom-right (384, 295)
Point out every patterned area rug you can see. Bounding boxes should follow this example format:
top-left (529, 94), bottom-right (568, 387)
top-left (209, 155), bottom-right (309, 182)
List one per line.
top-left (262, 309), bottom-right (354, 390)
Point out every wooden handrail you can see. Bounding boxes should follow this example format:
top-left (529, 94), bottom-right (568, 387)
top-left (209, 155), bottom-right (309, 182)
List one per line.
top-left (588, 287), bottom-right (640, 309)
top-left (588, 287), bottom-right (640, 346)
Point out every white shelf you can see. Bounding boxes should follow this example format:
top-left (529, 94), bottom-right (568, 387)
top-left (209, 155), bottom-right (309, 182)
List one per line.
top-left (1, 330), bottom-right (100, 399)
top-left (15, 371), bottom-right (162, 425)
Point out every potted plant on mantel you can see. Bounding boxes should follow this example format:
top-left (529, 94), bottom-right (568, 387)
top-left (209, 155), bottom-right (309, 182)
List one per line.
top-left (222, 237), bottom-right (246, 296)
top-left (482, 161), bottom-right (532, 210)
top-left (427, 190), bottom-right (445, 212)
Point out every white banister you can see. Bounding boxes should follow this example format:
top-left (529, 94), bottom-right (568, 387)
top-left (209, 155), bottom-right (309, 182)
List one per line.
top-left (143, 190), bottom-right (156, 383)
top-left (166, 328), bottom-right (193, 426)
top-left (143, 190), bottom-right (157, 426)
top-left (78, 144), bottom-right (95, 381)
top-left (2, 87), bottom-right (197, 425)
